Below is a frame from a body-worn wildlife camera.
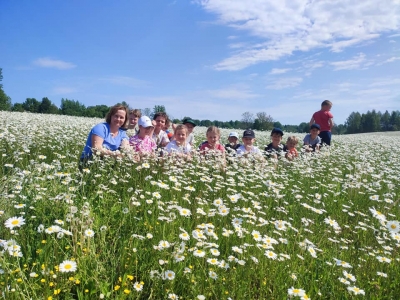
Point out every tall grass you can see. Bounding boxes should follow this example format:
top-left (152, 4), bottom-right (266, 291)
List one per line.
top-left (1, 112), bottom-right (399, 299)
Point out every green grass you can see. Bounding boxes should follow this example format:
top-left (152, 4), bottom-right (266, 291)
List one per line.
top-left (1, 112), bottom-right (400, 299)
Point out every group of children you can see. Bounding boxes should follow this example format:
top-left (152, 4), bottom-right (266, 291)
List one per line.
top-left (125, 100), bottom-right (334, 160)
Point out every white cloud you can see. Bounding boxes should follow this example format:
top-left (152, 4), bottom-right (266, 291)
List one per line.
top-left (266, 77), bottom-right (303, 89)
top-left (384, 56), bottom-right (400, 63)
top-left (330, 53), bottom-right (368, 70)
top-left (196, 0), bottom-right (400, 70)
top-left (33, 57), bottom-right (76, 70)
top-left (389, 33), bottom-right (400, 37)
top-left (269, 68), bottom-right (291, 75)
top-left (100, 76), bottom-right (149, 88)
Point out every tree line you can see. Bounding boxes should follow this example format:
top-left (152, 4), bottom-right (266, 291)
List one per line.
top-left (2, 69), bottom-right (399, 134)
top-left (345, 110), bottom-right (400, 133)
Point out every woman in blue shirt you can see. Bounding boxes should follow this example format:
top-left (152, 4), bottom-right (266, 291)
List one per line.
top-left (81, 105), bottom-right (130, 164)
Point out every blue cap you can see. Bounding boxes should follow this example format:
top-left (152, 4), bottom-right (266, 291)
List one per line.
top-left (311, 123), bottom-right (320, 130)
top-left (271, 128), bottom-right (283, 136)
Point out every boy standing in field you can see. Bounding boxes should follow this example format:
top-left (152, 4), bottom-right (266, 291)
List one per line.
top-left (310, 100), bottom-right (334, 146)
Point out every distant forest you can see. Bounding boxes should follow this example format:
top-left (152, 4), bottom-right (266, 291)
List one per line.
top-left (3, 95), bottom-right (399, 135)
top-left (1, 68), bottom-right (400, 134)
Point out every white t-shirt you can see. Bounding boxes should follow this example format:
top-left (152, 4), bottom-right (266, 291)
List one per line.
top-left (236, 145), bottom-right (261, 156)
top-left (186, 133), bottom-right (195, 146)
top-left (165, 141), bottom-right (192, 154)
top-left (152, 130), bottom-right (170, 147)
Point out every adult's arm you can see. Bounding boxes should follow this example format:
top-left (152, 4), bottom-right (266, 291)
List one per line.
top-left (91, 135), bottom-right (116, 157)
top-left (328, 118), bottom-right (334, 128)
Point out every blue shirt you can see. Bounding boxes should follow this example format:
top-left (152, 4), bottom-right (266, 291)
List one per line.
top-left (81, 123), bottom-right (128, 158)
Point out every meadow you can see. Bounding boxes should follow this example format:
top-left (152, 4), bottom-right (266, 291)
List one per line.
top-left (1, 111), bottom-right (399, 300)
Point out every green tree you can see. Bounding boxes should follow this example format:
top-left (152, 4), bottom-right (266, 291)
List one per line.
top-left (23, 98), bottom-right (40, 113)
top-left (38, 97), bottom-right (60, 114)
top-left (390, 111), bottom-right (400, 131)
top-left (241, 112), bottom-right (254, 129)
top-left (273, 121), bottom-right (283, 129)
top-left (345, 112), bottom-right (362, 134)
top-left (381, 110), bottom-right (391, 131)
top-left (11, 103), bottom-right (25, 112)
top-left (152, 105), bottom-right (166, 118)
top-left (60, 98), bottom-right (86, 116)
top-left (0, 68), bottom-right (12, 111)
top-left (298, 122), bottom-right (309, 133)
top-left (255, 112), bottom-right (274, 131)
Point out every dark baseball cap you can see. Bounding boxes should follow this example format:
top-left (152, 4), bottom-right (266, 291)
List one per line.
top-left (243, 129), bottom-right (255, 138)
top-left (182, 118), bottom-right (196, 127)
top-left (310, 123), bottom-right (320, 130)
top-left (271, 128), bottom-right (284, 136)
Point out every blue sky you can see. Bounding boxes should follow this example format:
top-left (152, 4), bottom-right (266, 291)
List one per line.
top-left (1, 0), bottom-right (400, 125)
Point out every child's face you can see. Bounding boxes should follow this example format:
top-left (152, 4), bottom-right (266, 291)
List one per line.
top-left (310, 128), bottom-right (320, 137)
top-left (163, 123), bottom-right (170, 131)
top-left (184, 123), bottom-right (195, 134)
top-left (129, 114), bottom-right (139, 126)
top-left (228, 136), bottom-right (238, 145)
top-left (139, 125), bottom-right (153, 137)
top-left (155, 116), bottom-right (166, 129)
top-left (207, 132), bottom-right (220, 146)
top-left (271, 133), bottom-right (282, 145)
top-left (175, 129), bottom-right (187, 144)
top-left (242, 137), bottom-right (255, 146)
top-left (286, 140), bottom-right (297, 150)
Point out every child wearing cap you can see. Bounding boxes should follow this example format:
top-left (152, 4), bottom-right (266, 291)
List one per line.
top-left (129, 116), bottom-right (157, 154)
top-left (303, 124), bottom-right (322, 152)
top-left (285, 136), bottom-right (299, 160)
top-left (182, 118), bottom-right (196, 146)
top-left (309, 100), bottom-right (334, 145)
top-left (199, 126), bottom-right (225, 154)
top-left (236, 129), bottom-right (261, 156)
top-left (265, 128), bottom-right (287, 159)
top-left (165, 124), bottom-right (192, 155)
top-left (225, 132), bottom-right (241, 152)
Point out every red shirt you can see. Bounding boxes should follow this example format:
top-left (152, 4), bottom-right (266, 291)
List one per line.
top-left (312, 110), bottom-right (333, 131)
top-left (199, 142), bottom-right (225, 153)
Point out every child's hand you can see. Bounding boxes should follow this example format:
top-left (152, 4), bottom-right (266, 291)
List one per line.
top-left (152, 120), bottom-right (157, 127)
top-left (172, 123), bottom-right (177, 130)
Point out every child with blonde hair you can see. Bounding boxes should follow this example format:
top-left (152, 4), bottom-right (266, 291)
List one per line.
top-left (285, 136), bottom-right (299, 160)
top-left (199, 126), bottom-right (225, 154)
top-left (165, 124), bottom-right (192, 155)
